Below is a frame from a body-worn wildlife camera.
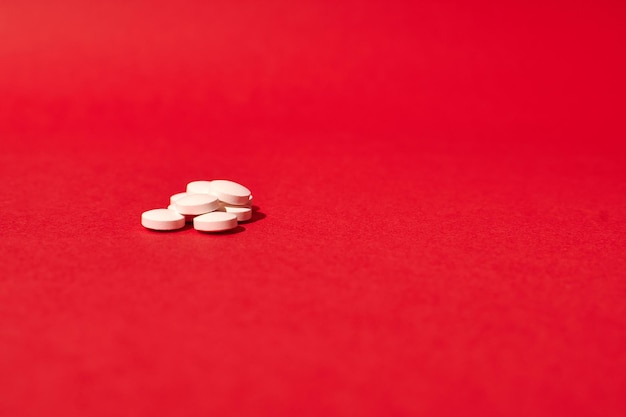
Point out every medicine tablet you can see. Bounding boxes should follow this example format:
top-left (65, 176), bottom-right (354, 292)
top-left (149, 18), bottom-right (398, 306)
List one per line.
top-left (186, 180), bottom-right (212, 194)
top-left (174, 194), bottom-right (219, 215)
top-left (218, 204), bottom-right (252, 222)
top-left (209, 180), bottom-right (251, 206)
top-left (168, 204), bottom-right (196, 222)
top-left (194, 212), bottom-right (238, 232)
top-left (141, 209), bottom-right (185, 231)
top-left (170, 192), bottom-right (189, 205)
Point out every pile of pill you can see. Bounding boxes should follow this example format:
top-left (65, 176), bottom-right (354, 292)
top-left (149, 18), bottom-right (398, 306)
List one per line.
top-left (141, 180), bottom-right (254, 232)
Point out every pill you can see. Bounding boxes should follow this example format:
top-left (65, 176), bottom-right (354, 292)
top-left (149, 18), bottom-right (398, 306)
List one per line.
top-left (167, 204), bottom-right (196, 222)
top-left (170, 192), bottom-right (189, 205)
top-left (186, 180), bottom-right (212, 194)
top-left (209, 180), bottom-right (251, 206)
top-left (193, 211), bottom-right (238, 232)
top-left (174, 194), bottom-right (219, 215)
top-left (141, 209), bottom-right (185, 231)
top-left (218, 204), bottom-right (252, 222)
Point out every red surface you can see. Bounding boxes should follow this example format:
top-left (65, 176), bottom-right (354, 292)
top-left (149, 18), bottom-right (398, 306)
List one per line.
top-left (1, 1), bottom-right (626, 416)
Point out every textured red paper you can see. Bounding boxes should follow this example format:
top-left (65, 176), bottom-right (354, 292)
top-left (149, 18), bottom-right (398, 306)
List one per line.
top-left (1, 1), bottom-right (625, 416)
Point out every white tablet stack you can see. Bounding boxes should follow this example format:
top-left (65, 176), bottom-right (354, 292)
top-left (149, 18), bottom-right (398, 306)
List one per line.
top-left (141, 180), bottom-right (254, 232)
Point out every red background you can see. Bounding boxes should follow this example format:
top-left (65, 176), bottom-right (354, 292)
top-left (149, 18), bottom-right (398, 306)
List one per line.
top-left (1, 1), bottom-right (626, 416)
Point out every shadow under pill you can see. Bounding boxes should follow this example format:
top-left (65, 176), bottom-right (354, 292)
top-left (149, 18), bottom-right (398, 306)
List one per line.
top-left (244, 208), bottom-right (266, 224)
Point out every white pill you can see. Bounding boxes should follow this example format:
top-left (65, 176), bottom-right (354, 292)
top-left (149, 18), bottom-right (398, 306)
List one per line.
top-left (227, 196), bottom-right (252, 208)
top-left (193, 211), bottom-right (238, 232)
top-left (174, 194), bottom-right (219, 215)
top-left (170, 192), bottom-right (189, 205)
top-left (167, 204), bottom-right (196, 222)
top-left (186, 180), bottom-right (212, 194)
top-left (209, 180), bottom-right (251, 206)
top-left (218, 204), bottom-right (252, 222)
top-left (141, 209), bottom-right (185, 231)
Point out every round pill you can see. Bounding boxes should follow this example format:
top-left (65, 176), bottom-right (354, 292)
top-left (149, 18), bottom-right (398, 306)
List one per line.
top-left (193, 211), bottom-right (238, 232)
top-left (141, 209), bottom-right (185, 231)
top-left (218, 204), bottom-right (252, 222)
top-left (186, 180), bottom-right (212, 194)
top-left (170, 192), bottom-right (189, 205)
top-left (209, 180), bottom-right (251, 206)
top-left (167, 204), bottom-right (196, 222)
top-left (174, 194), bottom-right (219, 215)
